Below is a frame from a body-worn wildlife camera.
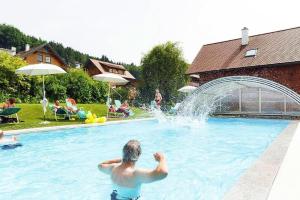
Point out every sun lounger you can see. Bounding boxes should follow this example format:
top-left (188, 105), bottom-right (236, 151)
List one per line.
top-left (49, 104), bottom-right (71, 120)
top-left (106, 100), bottom-right (125, 118)
top-left (114, 100), bottom-right (122, 110)
top-left (115, 100), bottom-right (135, 117)
top-left (0, 107), bottom-right (21, 123)
top-left (49, 104), bottom-right (86, 121)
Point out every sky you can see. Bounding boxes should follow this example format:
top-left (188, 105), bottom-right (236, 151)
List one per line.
top-left (1, 0), bottom-right (300, 65)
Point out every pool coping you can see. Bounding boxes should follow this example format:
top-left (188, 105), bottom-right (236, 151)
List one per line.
top-left (3, 117), bottom-right (155, 135)
top-left (223, 120), bottom-right (299, 200)
top-left (267, 120), bottom-right (300, 200)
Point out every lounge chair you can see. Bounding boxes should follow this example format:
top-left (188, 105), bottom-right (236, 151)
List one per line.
top-left (114, 100), bottom-right (122, 110)
top-left (115, 100), bottom-right (135, 117)
top-left (106, 100), bottom-right (124, 118)
top-left (0, 107), bottom-right (21, 123)
top-left (49, 104), bottom-right (86, 121)
top-left (49, 104), bottom-right (71, 120)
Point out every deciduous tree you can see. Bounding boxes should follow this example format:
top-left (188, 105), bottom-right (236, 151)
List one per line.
top-left (140, 42), bottom-right (188, 105)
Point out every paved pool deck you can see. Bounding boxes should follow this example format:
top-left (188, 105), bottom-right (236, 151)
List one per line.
top-left (267, 121), bottom-right (300, 200)
top-left (223, 121), bottom-right (299, 200)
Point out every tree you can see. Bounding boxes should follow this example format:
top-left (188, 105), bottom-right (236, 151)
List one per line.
top-left (0, 51), bottom-right (37, 102)
top-left (140, 42), bottom-right (188, 105)
top-left (124, 63), bottom-right (142, 81)
top-left (0, 24), bottom-right (44, 51)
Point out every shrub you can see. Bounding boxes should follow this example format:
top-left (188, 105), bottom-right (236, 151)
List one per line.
top-left (111, 87), bottom-right (129, 102)
top-left (45, 68), bottom-right (108, 103)
top-left (0, 51), bottom-right (36, 102)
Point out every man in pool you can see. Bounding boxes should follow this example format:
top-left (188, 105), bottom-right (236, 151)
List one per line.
top-left (0, 130), bottom-right (17, 144)
top-left (98, 140), bottom-right (168, 200)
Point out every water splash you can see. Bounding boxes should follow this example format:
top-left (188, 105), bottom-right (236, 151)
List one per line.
top-left (150, 82), bottom-right (241, 128)
top-left (151, 109), bottom-right (168, 123)
top-left (146, 81), bottom-right (242, 130)
top-left (177, 82), bottom-right (242, 121)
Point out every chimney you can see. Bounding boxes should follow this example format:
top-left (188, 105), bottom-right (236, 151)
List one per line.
top-left (241, 27), bottom-right (249, 46)
top-left (11, 47), bottom-right (16, 56)
top-left (25, 44), bottom-right (30, 51)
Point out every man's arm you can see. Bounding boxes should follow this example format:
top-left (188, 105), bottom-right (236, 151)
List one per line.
top-left (98, 158), bottom-right (122, 175)
top-left (135, 152), bottom-right (168, 183)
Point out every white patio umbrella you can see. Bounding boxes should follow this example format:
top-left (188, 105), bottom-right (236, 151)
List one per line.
top-left (16, 63), bottom-right (66, 123)
top-left (178, 85), bottom-right (197, 93)
top-left (93, 73), bottom-right (129, 117)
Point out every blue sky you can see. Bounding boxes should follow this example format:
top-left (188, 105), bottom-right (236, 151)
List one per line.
top-left (1, 0), bottom-right (300, 64)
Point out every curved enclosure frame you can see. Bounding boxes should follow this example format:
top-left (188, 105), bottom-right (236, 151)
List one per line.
top-left (179, 76), bottom-right (300, 117)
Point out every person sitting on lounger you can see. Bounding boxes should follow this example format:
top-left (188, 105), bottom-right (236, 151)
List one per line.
top-left (66, 98), bottom-right (79, 113)
top-left (2, 98), bottom-right (16, 109)
top-left (109, 105), bottom-right (116, 113)
top-left (0, 130), bottom-right (17, 144)
top-left (117, 100), bottom-right (130, 117)
top-left (54, 100), bottom-right (62, 110)
top-left (98, 140), bottom-right (168, 200)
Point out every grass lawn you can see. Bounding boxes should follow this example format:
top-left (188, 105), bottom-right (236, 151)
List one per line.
top-left (0, 104), bottom-right (149, 131)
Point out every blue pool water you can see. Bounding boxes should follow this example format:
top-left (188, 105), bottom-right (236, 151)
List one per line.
top-left (0, 118), bottom-right (289, 200)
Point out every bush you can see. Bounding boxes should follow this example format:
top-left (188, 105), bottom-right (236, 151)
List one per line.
top-left (45, 68), bottom-right (108, 103)
top-left (111, 87), bottom-right (129, 102)
top-left (45, 74), bottom-right (67, 101)
top-left (0, 51), bottom-right (38, 102)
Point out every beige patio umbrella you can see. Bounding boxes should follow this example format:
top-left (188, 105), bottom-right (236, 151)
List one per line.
top-left (16, 63), bottom-right (67, 124)
top-left (93, 73), bottom-right (129, 117)
top-left (178, 85), bottom-right (197, 93)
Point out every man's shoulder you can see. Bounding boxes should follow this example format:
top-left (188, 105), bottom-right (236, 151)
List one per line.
top-left (134, 168), bottom-right (152, 176)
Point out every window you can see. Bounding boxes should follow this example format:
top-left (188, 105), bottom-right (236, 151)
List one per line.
top-left (37, 54), bottom-right (43, 62)
top-left (245, 49), bottom-right (257, 57)
top-left (45, 56), bottom-right (51, 63)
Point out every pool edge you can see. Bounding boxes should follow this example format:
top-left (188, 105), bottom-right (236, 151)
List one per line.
top-left (223, 120), bottom-right (299, 200)
top-left (4, 117), bottom-right (156, 135)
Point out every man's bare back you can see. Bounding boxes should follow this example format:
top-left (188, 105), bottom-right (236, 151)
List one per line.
top-left (98, 140), bottom-right (168, 199)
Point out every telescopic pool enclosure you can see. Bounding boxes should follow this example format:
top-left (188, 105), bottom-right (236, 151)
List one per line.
top-left (193, 76), bottom-right (300, 116)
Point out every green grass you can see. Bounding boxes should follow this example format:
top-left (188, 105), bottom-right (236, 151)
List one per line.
top-left (0, 104), bottom-right (149, 131)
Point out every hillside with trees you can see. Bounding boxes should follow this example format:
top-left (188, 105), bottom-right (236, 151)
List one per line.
top-left (0, 24), bottom-right (141, 77)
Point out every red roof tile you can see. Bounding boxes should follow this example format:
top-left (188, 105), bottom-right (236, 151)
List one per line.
top-left (187, 27), bottom-right (300, 74)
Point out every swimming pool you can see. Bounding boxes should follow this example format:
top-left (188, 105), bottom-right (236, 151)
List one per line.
top-left (0, 118), bottom-right (289, 200)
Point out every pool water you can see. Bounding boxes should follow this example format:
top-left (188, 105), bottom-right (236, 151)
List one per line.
top-left (0, 118), bottom-right (289, 200)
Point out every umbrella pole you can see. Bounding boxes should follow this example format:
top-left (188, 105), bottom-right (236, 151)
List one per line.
top-left (107, 83), bottom-right (111, 118)
top-left (43, 75), bottom-right (46, 121)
